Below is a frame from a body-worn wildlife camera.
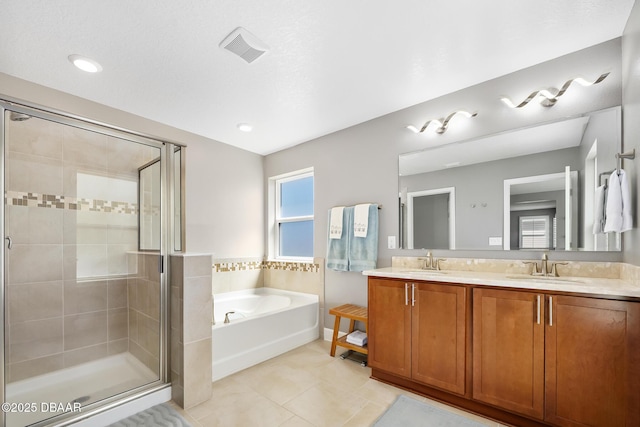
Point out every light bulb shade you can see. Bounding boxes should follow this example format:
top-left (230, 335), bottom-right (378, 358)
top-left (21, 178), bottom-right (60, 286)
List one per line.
top-left (68, 54), bottom-right (103, 73)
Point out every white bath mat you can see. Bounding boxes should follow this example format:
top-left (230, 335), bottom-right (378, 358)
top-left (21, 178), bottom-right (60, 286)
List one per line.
top-left (374, 395), bottom-right (488, 427)
top-left (109, 403), bottom-right (192, 427)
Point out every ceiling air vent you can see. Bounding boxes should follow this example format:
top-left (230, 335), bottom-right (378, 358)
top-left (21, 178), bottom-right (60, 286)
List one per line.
top-left (219, 27), bottom-right (269, 64)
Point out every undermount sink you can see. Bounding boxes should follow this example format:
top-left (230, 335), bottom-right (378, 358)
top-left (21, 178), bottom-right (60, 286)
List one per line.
top-left (505, 275), bottom-right (585, 285)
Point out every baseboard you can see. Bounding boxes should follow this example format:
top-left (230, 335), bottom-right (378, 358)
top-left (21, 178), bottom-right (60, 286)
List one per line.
top-left (323, 327), bottom-right (347, 341)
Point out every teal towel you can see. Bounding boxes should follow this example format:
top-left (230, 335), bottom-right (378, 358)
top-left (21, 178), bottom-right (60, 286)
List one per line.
top-left (349, 204), bottom-right (378, 272)
top-left (326, 207), bottom-right (351, 271)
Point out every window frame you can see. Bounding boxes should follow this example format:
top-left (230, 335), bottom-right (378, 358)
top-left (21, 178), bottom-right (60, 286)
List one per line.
top-left (268, 167), bottom-right (314, 262)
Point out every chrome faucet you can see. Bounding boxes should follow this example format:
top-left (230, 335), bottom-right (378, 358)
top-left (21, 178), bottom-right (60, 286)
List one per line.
top-left (419, 251), bottom-right (446, 271)
top-left (525, 253), bottom-right (567, 277)
top-left (538, 253), bottom-right (549, 276)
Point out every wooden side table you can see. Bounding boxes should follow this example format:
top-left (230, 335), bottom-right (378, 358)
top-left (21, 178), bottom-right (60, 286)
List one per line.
top-left (329, 304), bottom-right (368, 365)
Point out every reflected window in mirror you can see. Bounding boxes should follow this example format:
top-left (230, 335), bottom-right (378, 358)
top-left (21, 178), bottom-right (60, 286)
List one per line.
top-left (519, 216), bottom-right (553, 250)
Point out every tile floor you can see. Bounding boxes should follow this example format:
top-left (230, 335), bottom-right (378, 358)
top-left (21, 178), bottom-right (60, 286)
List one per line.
top-left (170, 340), bottom-right (508, 427)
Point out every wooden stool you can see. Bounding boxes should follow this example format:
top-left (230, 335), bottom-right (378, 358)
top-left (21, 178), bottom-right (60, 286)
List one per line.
top-left (329, 304), bottom-right (368, 361)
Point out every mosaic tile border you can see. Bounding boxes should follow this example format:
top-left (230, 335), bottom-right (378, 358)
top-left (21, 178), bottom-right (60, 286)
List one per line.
top-left (263, 261), bottom-right (320, 273)
top-left (213, 260), bottom-right (320, 273)
top-left (5, 190), bottom-right (139, 214)
top-left (213, 261), bottom-right (263, 272)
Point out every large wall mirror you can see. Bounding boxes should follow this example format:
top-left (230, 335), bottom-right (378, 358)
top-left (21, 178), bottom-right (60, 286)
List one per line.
top-left (399, 106), bottom-right (622, 252)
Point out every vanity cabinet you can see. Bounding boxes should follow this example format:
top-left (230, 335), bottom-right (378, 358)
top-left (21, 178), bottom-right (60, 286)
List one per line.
top-left (369, 275), bottom-right (640, 427)
top-left (472, 288), bottom-right (545, 418)
top-left (544, 295), bottom-right (640, 427)
top-left (368, 278), bottom-right (411, 377)
top-left (473, 288), bottom-right (640, 427)
top-left (368, 277), bottom-right (467, 395)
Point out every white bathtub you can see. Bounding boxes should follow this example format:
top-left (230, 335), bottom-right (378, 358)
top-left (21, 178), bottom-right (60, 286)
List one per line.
top-left (212, 287), bottom-right (319, 381)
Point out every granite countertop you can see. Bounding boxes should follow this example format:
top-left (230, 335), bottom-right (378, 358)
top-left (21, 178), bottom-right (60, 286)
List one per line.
top-left (363, 267), bottom-right (640, 299)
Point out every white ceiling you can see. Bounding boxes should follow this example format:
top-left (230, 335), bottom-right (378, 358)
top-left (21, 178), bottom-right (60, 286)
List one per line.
top-left (0, 1), bottom-right (634, 155)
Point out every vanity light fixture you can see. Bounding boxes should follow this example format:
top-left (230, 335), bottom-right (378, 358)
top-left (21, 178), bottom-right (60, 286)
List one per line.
top-left (406, 110), bottom-right (477, 134)
top-left (68, 54), bottom-right (103, 73)
top-left (501, 72), bottom-right (609, 108)
top-left (237, 123), bottom-right (253, 132)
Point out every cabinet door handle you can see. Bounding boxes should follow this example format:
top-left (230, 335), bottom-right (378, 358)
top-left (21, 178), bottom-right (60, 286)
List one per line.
top-left (411, 283), bottom-right (415, 307)
top-left (405, 283), bottom-right (409, 306)
top-left (536, 295), bottom-right (541, 325)
top-left (549, 296), bottom-right (553, 326)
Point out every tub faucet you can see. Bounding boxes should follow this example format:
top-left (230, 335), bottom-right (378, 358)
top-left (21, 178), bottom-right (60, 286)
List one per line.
top-left (224, 311), bottom-right (235, 324)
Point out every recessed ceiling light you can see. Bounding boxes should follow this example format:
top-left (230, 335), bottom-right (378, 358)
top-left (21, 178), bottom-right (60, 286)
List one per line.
top-left (237, 123), bottom-right (253, 132)
top-left (68, 54), bottom-right (103, 73)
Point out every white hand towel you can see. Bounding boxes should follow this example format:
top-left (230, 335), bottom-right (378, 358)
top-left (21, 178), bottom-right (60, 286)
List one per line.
top-left (620, 169), bottom-right (633, 232)
top-left (329, 207), bottom-right (345, 239)
top-left (604, 171), bottom-right (622, 233)
top-left (346, 330), bottom-right (368, 346)
top-left (593, 185), bottom-right (606, 234)
top-left (354, 204), bottom-right (371, 238)
top-left (604, 170), bottom-right (633, 233)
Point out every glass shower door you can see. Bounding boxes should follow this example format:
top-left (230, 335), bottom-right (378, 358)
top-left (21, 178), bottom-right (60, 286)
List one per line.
top-left (2, 108), bottom-right (164, 426)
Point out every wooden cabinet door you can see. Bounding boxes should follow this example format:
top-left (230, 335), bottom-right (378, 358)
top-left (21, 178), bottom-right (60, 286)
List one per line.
top-left (368, 278), bottom-right (411, 378)
top-left (472, 288), bottom-right (545, 419)
top-left (545, 296), bottom-right (640, 427)
top-left (412, 282), bottom-right (466, 395)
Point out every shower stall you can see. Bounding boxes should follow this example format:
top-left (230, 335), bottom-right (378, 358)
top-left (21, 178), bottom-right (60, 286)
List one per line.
top-left (0, 100), bottom-right (182, 426)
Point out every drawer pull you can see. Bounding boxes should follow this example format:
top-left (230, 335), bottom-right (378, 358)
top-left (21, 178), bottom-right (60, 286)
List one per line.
top-left (536, 295), bottom-right (541, 325)
top-left (411, 283), bottom-right (415, 307)
top-left (549, 296), bottom-right (553, 326)
top-left (405, 283), bottom-right (409, 306)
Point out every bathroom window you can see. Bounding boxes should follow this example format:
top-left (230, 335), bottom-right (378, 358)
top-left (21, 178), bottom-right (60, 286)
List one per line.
top-left (270, 168), bottom-right (314, 260)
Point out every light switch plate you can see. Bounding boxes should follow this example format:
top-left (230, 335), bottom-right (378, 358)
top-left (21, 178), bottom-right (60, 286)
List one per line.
top-left (489, 237), bottom-right (502, 246)
top-left (388, 236), bottom-right (397, 249)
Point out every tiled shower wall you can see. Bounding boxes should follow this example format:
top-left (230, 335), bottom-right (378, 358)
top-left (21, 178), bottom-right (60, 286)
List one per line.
top-left (170, 254), bottom-right (212, 409)
top-left (5, 115), bottom-right (159, 381)
top-left (127, 252), bottom-right (161, 375)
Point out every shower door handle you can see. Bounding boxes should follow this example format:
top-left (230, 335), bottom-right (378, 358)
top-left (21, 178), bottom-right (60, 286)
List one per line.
top-left (5, 236), bottom-right (12, 250)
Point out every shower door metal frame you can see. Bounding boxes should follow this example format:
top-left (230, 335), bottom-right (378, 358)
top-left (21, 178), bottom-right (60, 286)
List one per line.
top-left (0, 97), bottom-right (181, 426)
